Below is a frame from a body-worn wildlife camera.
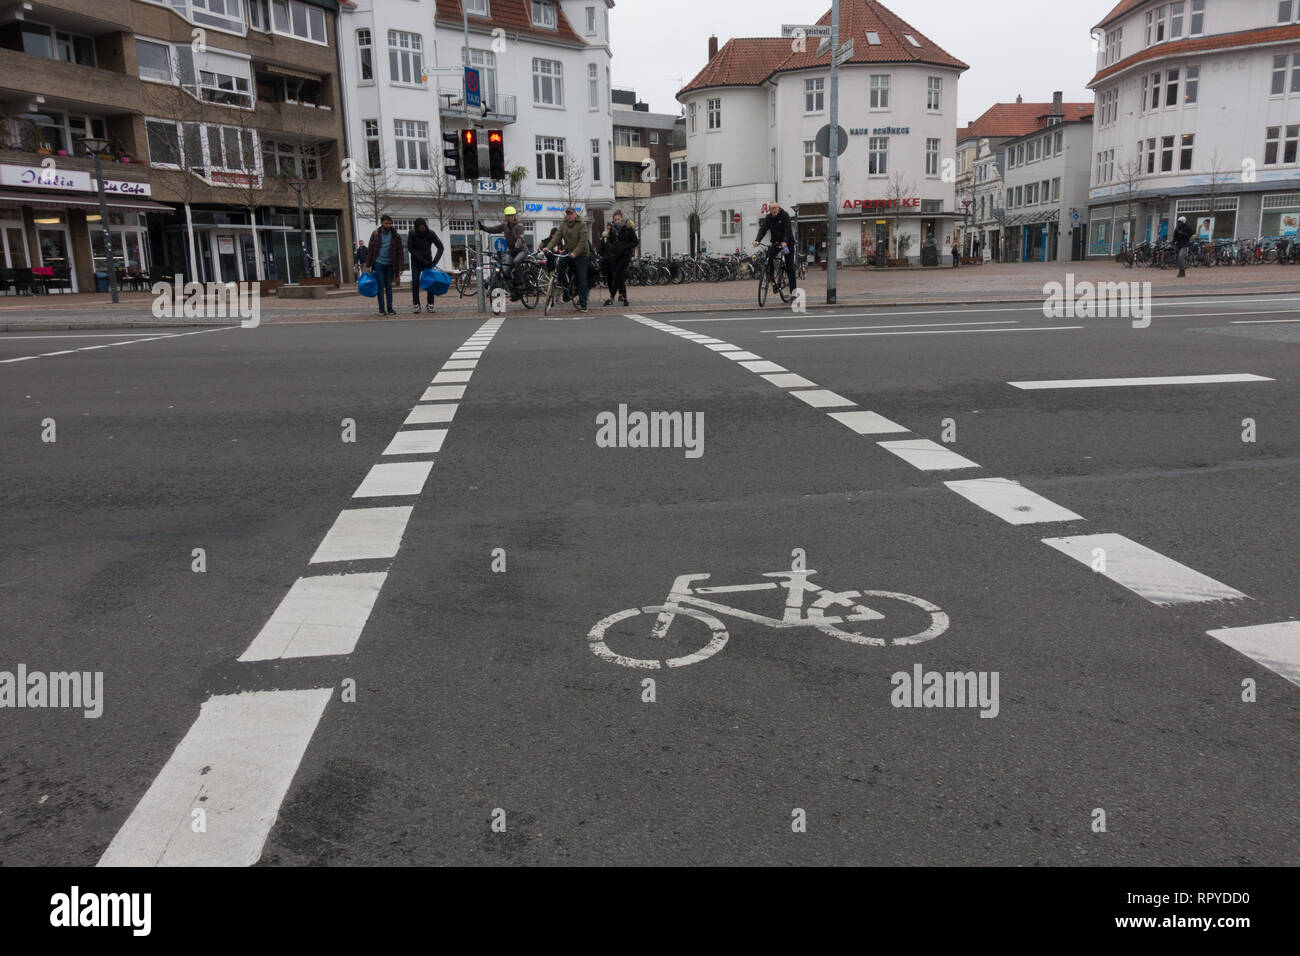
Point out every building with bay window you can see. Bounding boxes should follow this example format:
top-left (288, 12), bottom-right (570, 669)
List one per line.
top-left (339, 0), bottom-right (615, 269)
top-left (673, 0), bottom-right (967, 263)
top-left (1086, 0), bottom-right (1300, 255)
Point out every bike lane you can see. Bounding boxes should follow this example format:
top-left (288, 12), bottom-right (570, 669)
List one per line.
top-left (250, 310), bottom-right (1296, 865)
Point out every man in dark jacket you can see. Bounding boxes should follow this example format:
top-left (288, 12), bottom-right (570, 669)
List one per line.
top-left (407, 218), bottom-right (445, 313)
top-left (481, 206), bottom-right (529, 297)
top-left (1173, 215), bottom-right (1193, 277)
top-left (365, 215), bottom-right (404, 316)
top-left (600, 209), bottom-right (637, 307)
top-left (754, 201), bottom-right (798, 293)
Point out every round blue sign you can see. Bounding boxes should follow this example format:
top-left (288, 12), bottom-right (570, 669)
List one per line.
top-left (493, 237), bottom-right (507, 253)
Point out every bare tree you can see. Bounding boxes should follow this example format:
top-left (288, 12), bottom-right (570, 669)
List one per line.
top-left (142, 81), bottom-right (209, 280)
top-left (352, 149), bottom-right (400, 239)
top-left (1116, 157), bottom-right (1144, 249)
top-left (420, 165), bottom-right (458, 235)
top-left (560, 148), bottom-right (587, 210)
top-left (1201, 150), bottom-right (1234, 240)
top-left (218, 108), bottom-right (272, 280)
top-left (885, 170), bottom-right (917, 260)
top-left (676, 164), bottom-right (716, 254)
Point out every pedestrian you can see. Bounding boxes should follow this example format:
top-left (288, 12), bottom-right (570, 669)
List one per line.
top-left (365, 214), bottom-right (403, 316)
top-left (543, 206), bottom-right (591, 312)
top-left (481, 206), bottom-right (529, 299)
top-left (951, 243), bottom-right (960, 268)
top-left (972, 237), bottom-right (980, 260)
top-left (600, 209), bottom-right (637, 307)
top-left (1173, 215), bottom-right (1193, 277)
top-left (407, 218), bottom-right (445, 314)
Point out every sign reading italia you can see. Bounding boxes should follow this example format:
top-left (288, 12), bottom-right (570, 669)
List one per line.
top-left (0, 163), bottom-right (152, 196)
top-left (842, 198), bottom-right (920, 210)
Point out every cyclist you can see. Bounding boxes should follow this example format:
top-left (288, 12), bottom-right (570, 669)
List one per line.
top-left (753, 200), bottom-right (798, 294)
top-left (543, 206), bottom-right (591, 313)
top-left (481, 206), bottom-right (529, 299)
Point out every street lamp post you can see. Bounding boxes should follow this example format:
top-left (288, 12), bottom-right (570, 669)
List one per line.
top-left (287, 178), bottom-right (310, 280)
top-left (82, 137), bottom-right (118, 303)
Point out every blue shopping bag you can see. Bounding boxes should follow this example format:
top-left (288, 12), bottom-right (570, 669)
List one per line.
top-left (357, 271), bottom-right (378, 297)
top-left (420, 267), bottom-right (450, 295)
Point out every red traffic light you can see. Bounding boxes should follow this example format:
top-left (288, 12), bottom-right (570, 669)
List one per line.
top-left (460, 128), bottom-right (477, 147)
top-left (488, 130), bottom-right (503, 145)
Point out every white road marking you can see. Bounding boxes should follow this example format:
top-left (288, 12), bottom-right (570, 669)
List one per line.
top-left (1041, 533), bottom-right (1248, 606)
top-left (352, 461), bottom-right (433, 497)
top-left (421, 385), bottom-right (467, 401)
top-left (1009, 373), bottom-right (1273, 390)
top-left (704, 343), bottom-right (738, 351)
top-left (789, 389), bottom-right (856, 408)
top-left (739, 360), bottom-right (787, 373)
top-left (404, 403), bottom-right (457, 425)
top-left (945, 477), bottom-right (1084, 525)
top-left (1229, 317), bottom-right (1300, 324)
top-left (40, 350), bottom-right (77, 356)
top-left (722, 351), bottom-right (763, 361)
top-left (1206, 621), bottom-right (1300, 686)
top-left (696, 338), bottom-right (726, 344)
top-left (382, 429), bottom-right (447, 456)
top-left (878, 439), bottom-right (980, 471)
top-left (761, 320), bottom-right (1018, 334)
top-left (0, 325), bottom-right (235, 364)
top-left (442, 360), bottom-right (478, 369)
top-left (97, 688), bottom-right (332, 867)
top-left (777, 326), bottom-right (1083, 340)
top-left (311, 506), bottom-right (413, 562)
top-left (762, 372), bottom-right (819, 388)
top-left (826, 410), bottom-right (909, 435)
top-left (431, 370), bottom-right (473, 384)
top-left (239, 572), bottom-right (388, 661)
top-left (0, 333), bottom-right (161, 339)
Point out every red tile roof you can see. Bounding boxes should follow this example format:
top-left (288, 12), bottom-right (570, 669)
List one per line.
top-left (434, 0), bottom-right (585, 46)
top-left (1090, 24), bottom-right (1300, 85)
top-left (1095, 0), bottom-right (1148, 31)
top-left (680, 0), bottom-right (967, 97)
top-left (962, 101), bottom-right (1093, 139)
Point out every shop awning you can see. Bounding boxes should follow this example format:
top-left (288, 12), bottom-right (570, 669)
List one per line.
top-left (0, 189), bottom-right (173, 214)
top-left (263, 64), bottom-right (322, 82)
top-left (1003, 209), bottom-right (1062, 227)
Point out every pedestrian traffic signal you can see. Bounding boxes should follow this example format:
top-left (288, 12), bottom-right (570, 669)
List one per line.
top-left (442, 130), bottom-right (461, 178)
top-left (487, 130), bottom-right (505, 180)
top-left (460, 128), bottom-right (479, 180)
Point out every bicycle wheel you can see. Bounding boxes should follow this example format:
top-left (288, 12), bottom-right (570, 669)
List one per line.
top-left (587, 605), bottom-right (729, 669)
top-left (542, 272), bottom-right (557, 316)
top-left (812, 589), bottom-right (949, 647)
top-left (778, 271), bottom-right (791, 303)
top-left (518, 269), bottom-right (540, 310)
top-left (757, 267), bottom-right (769, 306)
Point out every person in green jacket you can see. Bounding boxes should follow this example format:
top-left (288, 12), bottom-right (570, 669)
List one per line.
top-left (543, 206), bottom-right (591, 313)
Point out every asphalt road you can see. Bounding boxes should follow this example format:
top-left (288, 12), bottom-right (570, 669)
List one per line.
top-left (2, 293), bottom-right (1298, 866)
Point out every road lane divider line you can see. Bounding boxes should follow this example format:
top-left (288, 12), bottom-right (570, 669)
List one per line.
top-left (1041, 533), bottom-right (1248, 606)
top-left (1009, 373), bottom-right (1273, 390)
top-left (239, 572), bottom-right (388, 661)
top-left (826, 410), bottom-right (910, 435)
top-left (1, 326), bottom-right (235, 364)
top-left (945, 477), bottom-right (1085, 525)
top-left (404, 403), bottom-right (458, 425)
top-left (382, 429), bottom-right (448, 456)
top-left (1206, 621), bottom-right (1300, 687)
top-left (761, 320), bottom-right (1019, 333)
top-left (878, 439), bottom-right (981, 472)
top-left (776, 326), bottom-right (1083, 340)
top-left (761, 373), bottom-right (819, 389)
top-left (789, 388), bottom-right (856, 408)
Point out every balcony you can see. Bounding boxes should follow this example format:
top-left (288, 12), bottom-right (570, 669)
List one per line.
top-left (437, 92), bottom-right (517, 124)
top-left (257, 100), bottom-right (341, 140)
top-left (0, 47), bottom-right (141, 112)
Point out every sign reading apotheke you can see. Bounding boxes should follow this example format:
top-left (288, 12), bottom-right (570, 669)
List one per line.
top-left (0, 163), bottom-right (152, 196)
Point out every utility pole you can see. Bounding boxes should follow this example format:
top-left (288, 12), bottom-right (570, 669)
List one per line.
top-left (464, 8), bottom-right (485, 313)
top-left (826, 0), bottom-right (840, 305)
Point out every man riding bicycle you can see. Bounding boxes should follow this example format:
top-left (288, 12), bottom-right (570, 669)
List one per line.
top-left (754, 200), bottom-right (798, 294)
top-left (481, 206), bottom-right (529, 298)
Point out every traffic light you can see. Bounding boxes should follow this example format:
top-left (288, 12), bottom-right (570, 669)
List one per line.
top-left (460, 128), bottom-right (479, 180)
top-left (487, 129), bottom-right (505, 180)
top-left (442, 130), bottom-right (461, 178)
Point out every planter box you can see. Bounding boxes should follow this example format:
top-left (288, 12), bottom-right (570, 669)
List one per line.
top-left (300, 276), bottom-right (341, 288)
top-left (886, 258), bottom-right (909, 267)
top-left (277, 284), bottom-right (328, 300)
top-left (256, 280), bottom-right (284, 296)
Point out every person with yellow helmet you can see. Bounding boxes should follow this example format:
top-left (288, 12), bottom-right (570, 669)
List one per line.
top-left (481, 206), bottom-right (528, 298)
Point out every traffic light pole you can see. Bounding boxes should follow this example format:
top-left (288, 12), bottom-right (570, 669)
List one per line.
top-left (463, 10), bottom-right (485, 315)
top-left (826, 0), bottom-right (840, 305)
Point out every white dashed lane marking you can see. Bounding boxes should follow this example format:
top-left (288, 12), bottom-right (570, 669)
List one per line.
top-left (878, 439), bottom-right (980, 472)
top-left (789, 388), bottom-right (856, 408)
top-left (421, 384), bottom-right (467, 401)
top-left (404, 403), bottom-right (458, 425)
top-left (311, 506), bottom-right (415, 561)
top-left (1206, 622), bottom-right (1300, 686)
top-left (826, 410), bottom-right (909, 435)
top-left (1, 325), bottom-right (235, 363)
top-left (761, 373), bottom-right (819, 388)
top-left (382, 429), bottom-right (448, 456)
top-left (352, 461), bottom-right (434, 498)
top-left (1041, 533), bottom-right (1248, 606)
top-left (239, 572), bottom-right (388, 661)
top-left (945, 477), bottom-right (1085, 525)
top-left (1009, 373), bottom-right (1273, 390)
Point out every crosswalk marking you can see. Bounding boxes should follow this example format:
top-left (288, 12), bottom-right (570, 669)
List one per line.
top-left (789, 388), bottom-right (855, 408)
top-left (383, 429), bottom-right (447, 456)
top-left (352, 461), bottom-right (433, 497)
top-left (1041, 533), bottom-right (1248, 606)
top-left (1206, 621), bottom-right (1300, 686)
top-left (404, 404), bottom-right (457, 425)
top-left (826, 410), bottom-right (909, 435)
top-left (945, 477), bottom-right (1084, 525)
top-left (310, 506), bottom-right (414, 563)
top-left (878, 439), bottom-right (980, 472)
top-left (239, 572), bottom-right (388, 661)
top-left (421, 384), bottom-right (467, 401)
top-left (761, 373), bottom-right (819, 388)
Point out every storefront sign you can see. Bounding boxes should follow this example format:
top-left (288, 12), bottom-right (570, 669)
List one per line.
top-left (102, 179), bottom-right (151, 197)
top-left (0, 164), bottom-right (152, 197)
top-left (841, 198), bottom-right (920, 211)
top-left (521, 202), bottom-right (583, 214)
top-left (848, 126), bottom-right (910, 135)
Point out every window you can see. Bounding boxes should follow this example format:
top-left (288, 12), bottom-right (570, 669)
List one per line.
top-left (248, 0), bottom-right (269, 31)
top-left (1055, 130), bottom-right (1063, 153)
top-left (1272, 54), bottom-right (1300, 95)
top-left (1015, 186), bottom-right (1023, 206)
top-left (535, 135), bottom-right (565, 180)
top-left (1052, 178), bottom-right (1061, 201)
top-left (804, 140), bottom-right (824, 178)
top-left (1017, 143), bottom-right (1025, 165)
top-left (1029, 138), bottom-right (1040, 162)
top-left (270, 1), bottom-right (326, 44)
top-left (136, 39), bottom-right (173, 82)
top-left (531, 0), bottom-right (557, 29)
top-left (615, 128), bottom-right (641, 147)
top-left (465, 48), bottom-right (498, 106)
top-left (1161, 135), bottom-right (1174, 172)
top-left (1148, 71), bottom-right (1162, 110)
top-left (925, 138), bottom-right (940, 176)
top-left (650, 131), bottom-right (659, 145)
top-left (1166, 68), bottom-right (1180, 107)
top-left (1026, 183), bottom-right (1037, 205)
top-left (591, 139), bottom-right (600, 182)
top-left (659, 215), bottom-right (671, 257)
top-left (866, 31), bottom-right (881, 45)
top-left (363, 118), bottom-right (381, 169)
top-left (1185, 65), bottom-right (1199, 103)
top-left (1283, 0), bottom-right (1300, 24)
top-left (770, 89), bottom-right (777, 124)
top-left (465, 0), bottom-right (489, 15)
top-left (870, 74), bottom-right (890, 109)
top-left (707, 98), bottom-right (721, 129)
top-left (927, 76), bottom-right (941, 111)
top-left (586, 6), bottom-right (596, 33)
top-left (190, 0), bottom-right (244, 34)
top-left (388, 31), bottom-right (423, 86)
top-left (868, 137), bottom-right (888, 175)
top-left (805, 77), bottom-right (825, 113)
top-left (533, 58), bottom-right (563, 106)
top-left (262, 139), bottom-right (319, 179)
top-left (589, 63), bottom-right (598, 109)
top-left (1144, 137), bottom-right (1157, 173)
top-left (708, 163), bottom-right (721, 188)
top-left (690, 166), bottom-right (698, 190)
top-left (1040, 179), bottom-right (1050, 201)
top-left (147, 120), bottom-right (182, 166)
top-left (1170, 1), bottom-right (1185, 37)
top-left (720, 210), bottom-right (736, 237)
top-left (671, 159), bottom-right (687, 191)
top-left (357, 29), bottom-right (373, 82)
top-left (1190, 0), bottom-right (1204, 35)
top-left (198, 67), bottom-right (252, 108)
top-left (1179, 133), bottom-right (1194, 170)
top-left (206, 125), bottom-right (257, 173)
top-left (688, 102), bottom-right (696, 133)
top-left (20, 24), bottom-right (95, 66)
top-left (393, 119), bottom-right (429, 171)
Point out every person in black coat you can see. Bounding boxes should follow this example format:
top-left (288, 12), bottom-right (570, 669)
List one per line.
top-left (600, 210), bottom-right (637, 307)
top-left (407, 218), bottom-right (445, 312)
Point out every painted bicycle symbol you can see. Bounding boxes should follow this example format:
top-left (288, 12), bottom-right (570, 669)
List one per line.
top-left (588, 569), bottom-right (948, 669)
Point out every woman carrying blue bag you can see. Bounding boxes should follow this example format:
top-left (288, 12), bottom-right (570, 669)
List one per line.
top-left (407, 218), bottom-right (445, 314)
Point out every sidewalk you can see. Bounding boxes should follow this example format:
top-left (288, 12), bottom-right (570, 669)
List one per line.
top-left (2, 260), bottom-right (1297, 330)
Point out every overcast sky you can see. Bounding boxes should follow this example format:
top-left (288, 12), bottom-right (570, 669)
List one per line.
top-left (609, 0), bottom-right (1104, 124)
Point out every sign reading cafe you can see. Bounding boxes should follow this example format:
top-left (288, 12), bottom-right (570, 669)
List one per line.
top-left (0, 163), bottom-right (152, 196)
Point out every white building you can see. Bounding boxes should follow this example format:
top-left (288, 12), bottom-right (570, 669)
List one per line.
top-left (339, 0), bottom-right (615, 265)
top-left (673, 0), bottom-right (968, 263)
top-left (1087, 0), bottom-right (1300, 254)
